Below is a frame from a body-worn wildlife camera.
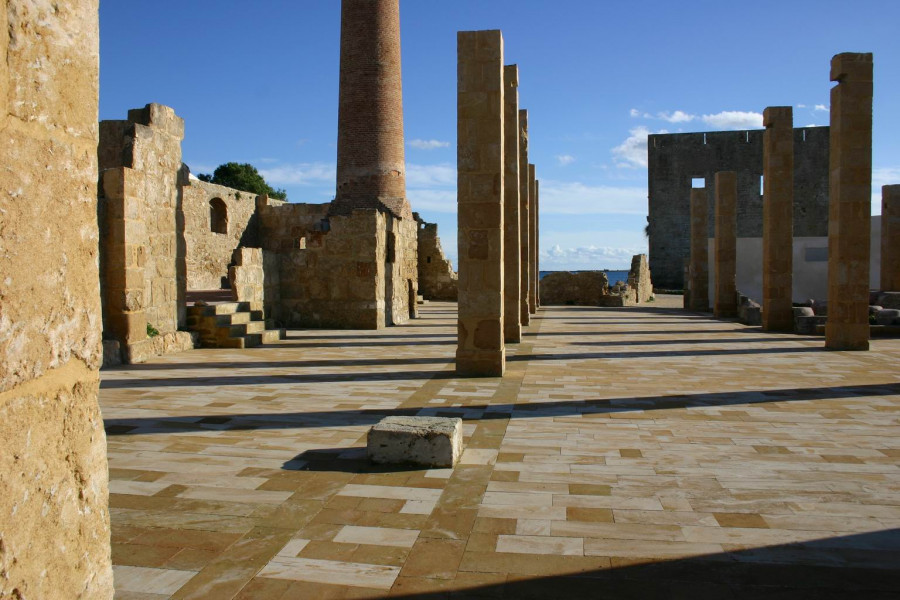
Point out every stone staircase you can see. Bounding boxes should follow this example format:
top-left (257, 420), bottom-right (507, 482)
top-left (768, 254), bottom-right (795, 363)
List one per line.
top-left (186, 296), bottom-right (285, 349)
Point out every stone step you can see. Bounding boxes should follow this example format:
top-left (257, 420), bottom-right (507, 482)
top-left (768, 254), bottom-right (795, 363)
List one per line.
top-left (260, 329), bottom-right (286, 344)
top-left (217, 312), bottom-right (251, 325)
top-left (229, 321), bottom-right (266, 337)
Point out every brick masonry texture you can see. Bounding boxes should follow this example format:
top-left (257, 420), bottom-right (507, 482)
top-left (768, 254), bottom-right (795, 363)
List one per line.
top-left (648, 127), bottom-right (829, 289)
top-left (0, 1), bottom-right (114, 597)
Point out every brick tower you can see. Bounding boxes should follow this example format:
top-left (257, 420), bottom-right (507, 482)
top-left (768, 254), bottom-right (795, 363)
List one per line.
top-left (331, 0), bottom-right (411, 220)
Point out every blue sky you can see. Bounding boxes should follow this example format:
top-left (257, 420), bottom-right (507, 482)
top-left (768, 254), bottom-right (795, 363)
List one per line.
top-left (99, 1), bottom-right (900, 270)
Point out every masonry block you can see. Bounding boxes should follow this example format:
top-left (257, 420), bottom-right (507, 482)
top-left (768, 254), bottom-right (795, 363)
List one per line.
top-left (367, 416), bottom-right (464, 467)
top-left (762, 106), bottom-right (794, 331)
top-left (715, 172), bottom-right (738, 318)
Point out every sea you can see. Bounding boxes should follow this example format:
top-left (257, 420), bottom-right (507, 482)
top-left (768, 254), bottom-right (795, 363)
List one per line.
top-left (539, 270), bottom-right (631, 284)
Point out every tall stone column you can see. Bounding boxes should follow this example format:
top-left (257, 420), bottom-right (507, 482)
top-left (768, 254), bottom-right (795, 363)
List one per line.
top-left (456, 29), bottom-right (505, 377)
top-left (689, 188), bottom-right (710, 311)
top-left (714, 171), bottom-right (738, 318)
top-left (331, 0), bottom-right (411, 220)
top-left (519, 109), bottom-right (531, 326)
top-left (528, 163), bottom-right (537, 314)
top-left (535, 179), bottom-right (541, 308)
top-left (503, 65), bottom-right (521, 343)
top-left (826, 53), bottom-right (873, 351)
top-left (762, 106), bottom-right (794, 331)
top-left (883, 185), bottom-right (900, 290)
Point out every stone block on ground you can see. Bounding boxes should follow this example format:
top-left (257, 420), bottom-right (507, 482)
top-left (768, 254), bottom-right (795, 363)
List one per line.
top-left (875, 309), bottom-right (900, 326)
top-left (877, 292), bottom-right (900, 310)
top-left (367, 416), bottom-right (463, 468)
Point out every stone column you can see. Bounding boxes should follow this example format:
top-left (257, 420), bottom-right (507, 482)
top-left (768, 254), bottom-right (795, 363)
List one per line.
top-left (535, 179), bottom-right (541, 308)
top-left (456, 30), bottom-right (505, 377)
top-left (503, 65), bottom-right (521, 343)
top-left (883, 185), bottom-right (900, 290)
top-left (826, 53), bottom-right (873, 351)
top-left (762, 106), bottom-right (794, 331)
top-left (714, 171), bottom-right (738, 318)
top-left (528, 163), bottom-right (537, 314)
top-left (689, 188), bottom-right (709, 311)
top-left (331, 0), bottom-right (411, 220)
top-left (519, 109), bottom-right (530, 326)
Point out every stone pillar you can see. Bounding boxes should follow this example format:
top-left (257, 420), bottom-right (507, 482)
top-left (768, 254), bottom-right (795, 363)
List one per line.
top-left (826, 53), bottom-right (873, 351)
top-left (1, 0), bottom-right (114, 597)
top-left (331, 0), bottom-right (411, 220)
top-left (689, 188), bottom-right (710, 311)
top-left (528, 163), bottom-right (538, 314)
top-left (519, 109), bottom-right (531, 326)
top-left (535, 179), bottom-right (541, 307)
top-left (456, 30), bottom-right (505, 377)
top-left (714, 172), bottom-right (738, 318)
top-left (883, 185), bottom-right (900, 290)
top-left (762, 106), bottom-right (794, 331)
top-left (503, 65), bottom-right (521, 343)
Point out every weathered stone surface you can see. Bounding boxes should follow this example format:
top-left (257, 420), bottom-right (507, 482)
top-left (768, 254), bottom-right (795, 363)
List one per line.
top-left (826, 53), bottom-right (873, 351)
top-left (518, 109), bottom-right (531, 326)
top-left (796, 315), bottom-right (827, 335)
top-left (628, 254), bottom-right (653, 303)
top-left (882, 185), bottom-right (900, 291)
top-left (875, 309), bottom-right (900, 326)
top-left (503, 65), bottom-right (521, 343)
top-left (689, 188), bottom-right (710, 311)
top-left (415, 214), bottom-right (458, 301)
top-left (714, 172), bottom-right (738, 318)
top-left (540, 271), bottom-right (609, 305)
top-left (229, 247), bottom-right (265, 304)
top-left (762, 106), bottom-right (794, 332)
top-left (367, 416), bottom-right (463, 468)
top-left (877, 292), bottom-right (900, 310)
top-left (528, 164), bottom-right (538, 315)
top-left (648, 127), bottom-right (829, 289)
top-left (1, 1), bottom-right (113, 597)
top-left (456, 29), bottom-right (505, 377)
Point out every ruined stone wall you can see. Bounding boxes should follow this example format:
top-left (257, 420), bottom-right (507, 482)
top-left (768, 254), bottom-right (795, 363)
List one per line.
top-left (98, 104), bottom-right (188, 361)
top-left (647, 127), bottom-right (829, 289)
top-left (540, 272), bottom-right (609, 305)
top-left (182, 176), bottom-right (260, 290)
top-left (628, 253), bottom-right (653, 303)
top-left (415, 214), bottom-right (458, 300)
top-left (0, 1), bottom-right (114, 597)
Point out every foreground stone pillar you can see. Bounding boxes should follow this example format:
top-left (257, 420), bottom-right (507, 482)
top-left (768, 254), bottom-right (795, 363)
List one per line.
top-left (689, 188), bottom-right (710, 311)
top-left (826, 53), bottom-right (873, 351)
top-left (456, 30), bottom-right (505, 377)
top-left (762, 106), bottom-right (795, 331)
top-left (528, 163), bottom-right (538, 314)
top-left (503, 65), bottom-right (521, 343)
top-left (331, 0), bottom-right (411, 220)
top-left (883, 185), bottom-right (900, 290)
top-left (519, 109), bottom-right (531, 326)
top-left (714, 171), bottom-right (738, 318)
top-left (1, 1), bottom-right (114, 597)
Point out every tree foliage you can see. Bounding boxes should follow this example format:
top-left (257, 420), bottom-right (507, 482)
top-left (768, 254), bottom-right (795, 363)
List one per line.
top-left (197, 162), bottom-right (287, 200)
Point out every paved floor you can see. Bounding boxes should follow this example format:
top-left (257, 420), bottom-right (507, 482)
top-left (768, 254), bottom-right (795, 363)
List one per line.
top-left (101, 296), bottom-right (900, 599)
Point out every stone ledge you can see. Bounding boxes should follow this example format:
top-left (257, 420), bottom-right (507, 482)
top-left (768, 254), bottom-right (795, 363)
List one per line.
top-left (367, 416), bottom-right (463, 468)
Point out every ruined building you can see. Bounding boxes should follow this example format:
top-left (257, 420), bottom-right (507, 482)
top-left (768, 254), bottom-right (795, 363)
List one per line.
top-left (415, 213), bottom-right (458, 301)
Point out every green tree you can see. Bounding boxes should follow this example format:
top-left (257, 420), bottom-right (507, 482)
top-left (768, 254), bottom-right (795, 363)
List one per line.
top-left (197, 162), bottom-right (287, 200)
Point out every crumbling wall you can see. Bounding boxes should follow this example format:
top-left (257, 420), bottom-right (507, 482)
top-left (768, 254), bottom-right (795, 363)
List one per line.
top-left (647, 127), bottom-right (829, 289)
top-left (182, 176), bottom-right (260, 290)
top-left (540, 271), bottom-right (609, 305)
top-left (628, 253), bottom-right (653, 303)
top-left (415, 214), bottom-right (458, 300)
top-left (98, 104), bottom-right (192, 362)
top-left (0, 1), bottom-right (114, 598)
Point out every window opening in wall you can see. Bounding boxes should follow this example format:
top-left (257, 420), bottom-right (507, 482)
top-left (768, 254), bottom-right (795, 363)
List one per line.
top-left (802, 129), bottom-right (807, 142)
top-left (760, 176), bottom-right (765, 195)
top-left (386, 233), bottom-right (396, 263)
top-left (745, 131), bottom-right (750, 143)
top-left (427, 256), bottom-right (432, 263)
top-left (702, 133), bottom-right (707, 145)
top-left (209, 198), bottom-right (227, 234)
top-left (691, 178), bottom-right (705, 189)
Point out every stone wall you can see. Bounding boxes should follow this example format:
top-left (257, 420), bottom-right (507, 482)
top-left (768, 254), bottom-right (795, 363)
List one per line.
top-left (628, 254), bottom-right (653, 303)
top-left (98, 104), bottom-right (188, 362)
top-left (229, 248), bottom-right (265, 304)
top-left (0, 1), bottom-right (114, 597)
top-left (647, 127), bottom-right (829, 289)
top-left (540, 272), bottom-right (610, 305)
top-left (415, 214), bottom-right (458, 300)
top-left (182, 176), bottom-right (260, 290)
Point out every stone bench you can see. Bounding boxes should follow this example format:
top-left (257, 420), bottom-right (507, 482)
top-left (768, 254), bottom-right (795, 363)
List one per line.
top-left (367, 416), bottom-right (463, 468)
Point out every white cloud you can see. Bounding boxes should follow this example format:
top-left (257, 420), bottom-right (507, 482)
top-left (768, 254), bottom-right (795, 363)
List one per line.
top-left (657, 110), bottom-right (695, 124)
top-left (408, 189), bottom-right (457, 214)
top-left (612, 126), bottom-right (653, 168)
top-left (258, 162), bottom-right (336, 185)
top-left (540, 180), bottom-right (647, 215)
top-left (797, 104), bottom-right (807, 109)
top-left (409, 139), bottom-right (450, 150)
top-left (700, 110), bottom-right (763, 130)
top-left (814, 104), bottom-right (829, 112)
top-left (629, 108), bottom-right (641, 117)
top-left (406, 163), bottom-right (456, 187)
top-left (406, 163), bottom-right (457, 214)
top-left (556, 154), bottom-right (575, 166)
top-left (540, 244), bottom-right (644, 271)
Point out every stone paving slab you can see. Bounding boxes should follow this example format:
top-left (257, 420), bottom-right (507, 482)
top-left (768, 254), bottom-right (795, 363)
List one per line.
top-left (101, 296), bottom-right (900, 598)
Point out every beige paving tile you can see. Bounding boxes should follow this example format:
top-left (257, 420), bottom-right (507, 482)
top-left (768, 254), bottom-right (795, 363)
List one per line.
top-left (332, 525), bottom-right (420, 548)
top-left (258, 556), bottom-right (401, 589)
top-left (113, 565), bottom-right (196, 595)
top-left (496, 534), bottom-right (584, 556)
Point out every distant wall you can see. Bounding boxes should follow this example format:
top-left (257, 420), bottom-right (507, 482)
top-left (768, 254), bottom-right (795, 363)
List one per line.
top-left (0, 1), bottom-right (114, 597)
top-left (182, 177), bottom-right (261, 290)
top-left (648, 127), bottom-right (829, 289)
top-left (415, 214), bottom-right (458, 301)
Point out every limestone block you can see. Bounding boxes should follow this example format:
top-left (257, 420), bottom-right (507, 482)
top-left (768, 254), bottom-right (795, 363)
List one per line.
top-left (793, 307), bottom-right (815, 317)
top-left (367, 416), bottom-right (463, 467)
top-left (877, 292), bottom-right (900, 310)
top-left (875, 309), bottom-right (900, 326)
